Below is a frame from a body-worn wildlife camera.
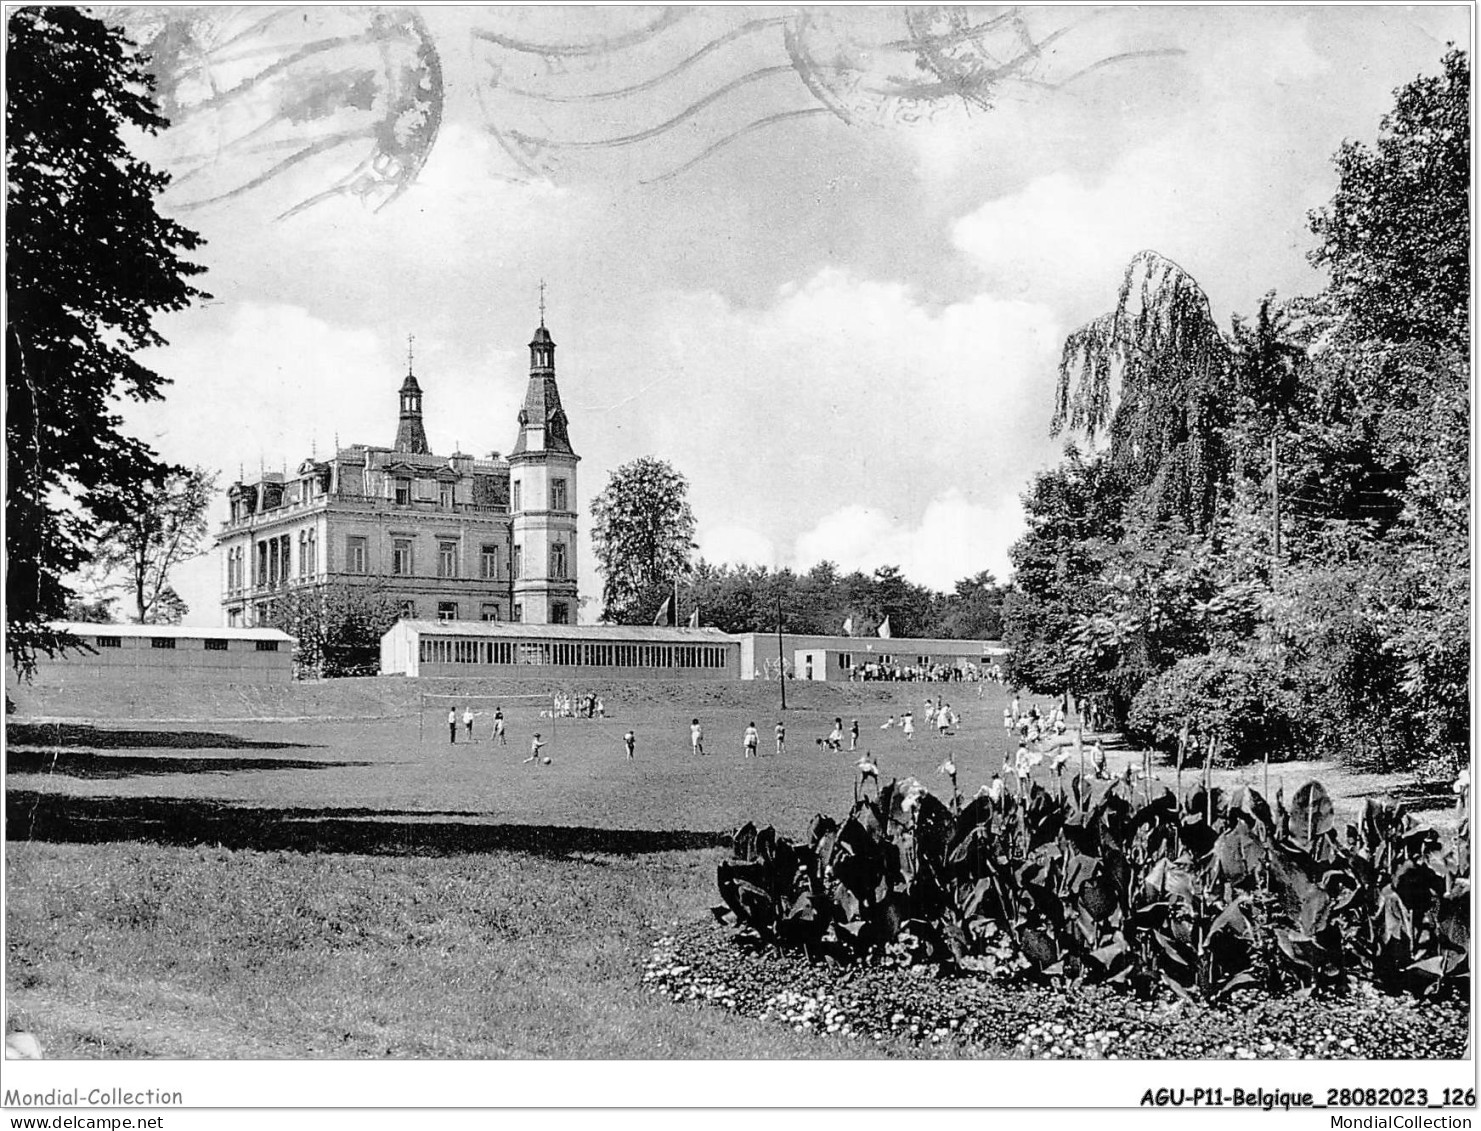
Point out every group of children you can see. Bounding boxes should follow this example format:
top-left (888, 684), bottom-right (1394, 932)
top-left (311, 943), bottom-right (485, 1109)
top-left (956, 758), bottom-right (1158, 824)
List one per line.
top-left (462, 692), bottom-right (1103, 777)
top-left (446, 705), bottom-right (506, 746)
top-left (877, 698), bottom-right (959, 741)
top-left (546, 691), bottom-right (605, 719)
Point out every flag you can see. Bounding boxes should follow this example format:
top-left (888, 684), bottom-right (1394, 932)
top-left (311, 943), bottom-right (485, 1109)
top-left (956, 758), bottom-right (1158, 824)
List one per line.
top-left (876, 616), bottom-right (892, 639)
top-left (842, 616), bottom-right (853, 637)
top-left (654, 595), bottom-right (674, 626)
top-left (687, 607), bottom-right (699, 629)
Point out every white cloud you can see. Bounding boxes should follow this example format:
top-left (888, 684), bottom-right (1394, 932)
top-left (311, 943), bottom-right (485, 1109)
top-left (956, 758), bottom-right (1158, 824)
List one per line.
top-left (561, 269), bottom-right (1063, 594)
top-left (127, 303), bottom-right (390, 474)
top-left (792, 489), bottom-right (1022, 592)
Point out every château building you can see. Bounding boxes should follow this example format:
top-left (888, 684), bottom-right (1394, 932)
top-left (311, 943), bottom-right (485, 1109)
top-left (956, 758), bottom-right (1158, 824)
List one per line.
top-left (216, 319), bottom-right (580, 628)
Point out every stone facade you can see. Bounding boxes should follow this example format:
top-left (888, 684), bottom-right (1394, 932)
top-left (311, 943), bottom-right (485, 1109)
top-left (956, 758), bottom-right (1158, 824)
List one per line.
top-left (216, 323), bottom-right (579, 627)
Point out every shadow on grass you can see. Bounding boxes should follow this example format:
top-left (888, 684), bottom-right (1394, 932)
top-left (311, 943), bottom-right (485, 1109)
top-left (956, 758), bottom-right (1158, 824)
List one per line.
top-left (6, 723), bottom-right (318, 751)
top-left (5, 748), bottom-right (375, 780)
top-left (1352, 782), bottom-right (1457, 814)
top-left (6, 791), bottom-right (729, 859)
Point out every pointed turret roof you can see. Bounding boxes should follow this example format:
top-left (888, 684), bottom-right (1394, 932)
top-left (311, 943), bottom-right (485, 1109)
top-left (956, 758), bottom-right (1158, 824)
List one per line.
top-left (512, 322), bottom-right (575, 457)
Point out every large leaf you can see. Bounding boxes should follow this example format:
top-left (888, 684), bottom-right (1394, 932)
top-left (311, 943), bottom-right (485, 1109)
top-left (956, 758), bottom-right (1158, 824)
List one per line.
top-left (1062, 852), bottom-right (1100, 896)
top-left (1211, 969), bottom-right (1261, 1002)
top-left (732, 821), bottom-right (758, 861)
top-left (1178, 814), bottom-right (1218, 857)
top-left (754, 824), bottom-right (778, 866)
top-left (952, 795), bottom-right (994, 846)
top-left (1020, 926), bottom-right (1058, 967)
top-left (1229, 786), bottom-right (1275, 838)
top-left (829, 878), bottom-right (862, 924)
top-left (914, 790), bottom-right (955, 869)
top-left (1436, 888), bottom-right (1469, 954)
top-left (1207, 896), bottom-right (1254, 941)
top-left (1081, 870), bottom-right (1120, 922)
top-left (1089, 936), bottom-right (1130, 975)
top-left (1299, 888), bottom-right (1332, 935)
top-left (1289, 781), bottom-right (1336, 853)
top-left (1393, 861), bottom-right (1444, 920)
top-left (717, 862), bottom-right (777, 934)
top-left (808, 813), bottom-right (838, 850)
top-left (778, 890), bottom-right (826, 947)
top-left (947, 824), bottom-right (994, 883)
top-left (1214, 824), bottom-right (1265, 883)
top-left (1274, 927), bottom-right (1315, 971)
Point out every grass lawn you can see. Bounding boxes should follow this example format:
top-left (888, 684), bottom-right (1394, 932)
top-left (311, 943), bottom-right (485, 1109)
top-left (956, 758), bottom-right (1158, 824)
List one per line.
top-left (4, 680), bottom-right (1459, 1058)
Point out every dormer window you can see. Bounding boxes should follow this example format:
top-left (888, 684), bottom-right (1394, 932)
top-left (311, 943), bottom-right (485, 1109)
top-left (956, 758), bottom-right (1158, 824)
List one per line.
top-left (395, 478), bottom-right (411, 505)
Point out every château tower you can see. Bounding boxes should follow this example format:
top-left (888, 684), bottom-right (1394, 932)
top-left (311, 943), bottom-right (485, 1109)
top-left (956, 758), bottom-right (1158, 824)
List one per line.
top-left (508, 312), bottom-right (580, 625)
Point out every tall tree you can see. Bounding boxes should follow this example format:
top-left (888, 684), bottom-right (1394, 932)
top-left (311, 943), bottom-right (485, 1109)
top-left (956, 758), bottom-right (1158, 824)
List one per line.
top-left (589, 457), bottom-right (697, 624)
top-left (1308, 48), bottom-right (1469, 351)
top-left (88, 467), bottom-right (219, 624)
top-left (1054, 251), bottom-right (1233, 533)
top-left (6, 7), bottom-right (207, 673)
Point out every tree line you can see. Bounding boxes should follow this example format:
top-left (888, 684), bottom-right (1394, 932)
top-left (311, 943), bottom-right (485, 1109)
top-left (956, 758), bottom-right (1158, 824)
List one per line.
top-left (999, 50), bottom-right (1468, 774)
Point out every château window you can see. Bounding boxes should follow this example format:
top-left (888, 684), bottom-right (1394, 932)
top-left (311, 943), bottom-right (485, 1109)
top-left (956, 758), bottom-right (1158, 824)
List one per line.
top-left (393, 539), bottom-right (413, 575)
top-left (480, 604), bottom-right (500, 622)
top-left (551, 601), bottom-right (569, 625)
top-left (437, 601), bottom-right (458, 622)
top-left (513, 603), bottom-right (523, 622)
top-left (96, 636), bottom-right (121, 649)
top-left (205, 639), bottom-right (228, 652)
top-left (256, 640), bottom-right (279, 652)
top-left (550, 478), bottom-right (567, 511)
top-left (438, 541), bottom-right (458, 578)
top-left (152, 637), bottom-right (176, 649)
top-left (512, 544), bottom-right (522, 580)
top-left (439, 482), bottom-right (453, 509)
top-left (512, 480), bottom-right (522, 511)
top-left (550, 541), bottom-right (567, 580)
top-left (480, 544), bottom-right (499, 580)
top-left (395, 478), bottom-right (411, 505)
top-left (346, 536), bottom-right (368, 573)
top-left (401, 600), bottom-right (416, 619)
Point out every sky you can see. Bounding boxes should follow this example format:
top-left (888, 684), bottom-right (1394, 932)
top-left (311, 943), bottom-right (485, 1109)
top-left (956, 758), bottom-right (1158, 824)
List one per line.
top-left (97, 4), bottom-right (1470, 625)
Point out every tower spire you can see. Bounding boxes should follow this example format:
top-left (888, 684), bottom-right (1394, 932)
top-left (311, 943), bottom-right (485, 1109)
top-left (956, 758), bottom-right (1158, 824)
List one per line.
top-left (394, 336), bottom-right (430, 454)
top-left (538, 280), bottom-right (546, 328)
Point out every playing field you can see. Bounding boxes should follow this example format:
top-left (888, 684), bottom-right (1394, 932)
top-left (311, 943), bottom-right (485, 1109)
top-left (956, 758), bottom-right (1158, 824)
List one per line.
top-left (4, 679), bottom-right (1457, 1058)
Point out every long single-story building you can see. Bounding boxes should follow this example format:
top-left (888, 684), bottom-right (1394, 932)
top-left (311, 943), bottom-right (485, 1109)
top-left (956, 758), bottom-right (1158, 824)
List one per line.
top-left (381, 619), bottom-right (742, 680)
top-left (734, 633), bottom-right (1008, 682)
top-left (10, 622), bottom-right (296, 685)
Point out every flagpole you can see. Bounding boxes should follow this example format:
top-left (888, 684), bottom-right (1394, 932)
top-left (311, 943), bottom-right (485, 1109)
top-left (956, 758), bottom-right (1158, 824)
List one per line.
top-left (777, 594), bottom-right (786, 712)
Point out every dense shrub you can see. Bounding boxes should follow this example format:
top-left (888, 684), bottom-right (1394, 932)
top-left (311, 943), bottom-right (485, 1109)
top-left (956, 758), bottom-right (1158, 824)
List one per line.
top-left (715, 775), bottom-right (1468, 1003)
top-left (1125, 652), bottom-right (1301, 764)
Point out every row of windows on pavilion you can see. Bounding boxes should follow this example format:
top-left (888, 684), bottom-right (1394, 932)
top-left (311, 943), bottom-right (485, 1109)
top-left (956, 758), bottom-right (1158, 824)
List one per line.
top-left (418, 638), bottom-right (724, 667)
top-left (225, 531), bottom-right (571, 592)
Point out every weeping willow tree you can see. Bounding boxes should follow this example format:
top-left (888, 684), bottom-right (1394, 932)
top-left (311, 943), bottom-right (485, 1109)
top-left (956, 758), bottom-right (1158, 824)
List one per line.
top-left (1053, 251), bottom-right (1234, 532)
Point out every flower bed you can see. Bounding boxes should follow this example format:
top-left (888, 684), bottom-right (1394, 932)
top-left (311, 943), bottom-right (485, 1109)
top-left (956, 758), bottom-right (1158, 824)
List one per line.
top-left (644, 921), bottom-right (1469, 1059)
